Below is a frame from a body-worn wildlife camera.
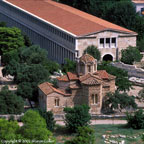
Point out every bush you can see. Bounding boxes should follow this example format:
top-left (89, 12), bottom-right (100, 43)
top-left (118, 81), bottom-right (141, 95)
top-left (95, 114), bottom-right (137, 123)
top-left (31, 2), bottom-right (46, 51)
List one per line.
top-left (98, 61), bottom-right (132, 91)
top-left (137, 38), bottom-right (144, 52)
top-left (121, 46), bottom-right (142, 65)
top-left (0, 86), bottom-right (24, 114)
top-left (126, 109), bottom-right (144, 129)
top-left (142, 133), bottom-right (144, 141)
top-left (39, 110), bottom-right (56, 131)
top-left (20, 110), bottom-right (56, 143)
top-left (62, 58), bottom-right (76, 73)
top-left (65, 126), bottom-right (95, 144)
top-left (103, 91), bottom-right (137, 113)
top-left (84, 45), bottom-right (101, 61)
top-left (64, 105), bottom-right (91, 132)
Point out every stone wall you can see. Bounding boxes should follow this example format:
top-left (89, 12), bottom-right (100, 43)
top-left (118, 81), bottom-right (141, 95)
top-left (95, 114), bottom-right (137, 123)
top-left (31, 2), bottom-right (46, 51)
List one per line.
top-left (46, 92), bottom-right (70, 114)
top-left (77, 31), bottom-right (136, 61)
top-left (111, 62), bottom-right (144, 79)
top-left (88, 84), bottom-right (102, 114)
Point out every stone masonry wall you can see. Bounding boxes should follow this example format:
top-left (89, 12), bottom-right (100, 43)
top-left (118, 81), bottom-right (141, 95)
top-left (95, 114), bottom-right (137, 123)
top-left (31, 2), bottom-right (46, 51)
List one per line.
top-left (77, 31), bottom-right (136, 61)
top-left (88, 84), bottom-right (102, 114)
top-left (47, 92), bottom-right (71, 114)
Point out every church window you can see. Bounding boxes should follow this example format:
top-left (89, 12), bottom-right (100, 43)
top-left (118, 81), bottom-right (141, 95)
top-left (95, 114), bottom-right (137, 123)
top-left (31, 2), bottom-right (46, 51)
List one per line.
top-left (88, 65), bottom-right (91, 72)
top-left (55, 98), bottom-right (59, 106)
top-left (92, 94), bottom-right (98, 104)
top-left (94, 64), bottom-right (96, 71)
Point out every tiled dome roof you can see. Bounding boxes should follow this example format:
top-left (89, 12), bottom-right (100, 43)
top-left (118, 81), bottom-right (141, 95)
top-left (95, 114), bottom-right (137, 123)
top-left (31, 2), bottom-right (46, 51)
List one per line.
top-left (80, 54), bottom-right (95, 63)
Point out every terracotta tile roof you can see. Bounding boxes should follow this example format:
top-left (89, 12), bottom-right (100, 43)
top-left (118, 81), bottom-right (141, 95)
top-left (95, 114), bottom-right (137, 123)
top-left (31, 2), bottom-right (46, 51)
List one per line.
top-left (67, 72), bottom-right (79, 80)
top-left (57, 72), bottom-right (78, 81)
top-left (81, 76), bottom-right (101, 85)
top-left (132, 0), bottom-right (144, 4)
top-left (6, 0), bottom-right (137, 36)
top-left (80, 54), bottom-right (95, 63)
top-left (96, 70), bottom-right (109, 79)
top-left (79, 73), bottom-right (92, 82)
top-left (94, 70), bottom-right (115, 80)
top-left (57, 75), bottom-right (69, 82)
top-left (38, 82), bottom-right (70, 96)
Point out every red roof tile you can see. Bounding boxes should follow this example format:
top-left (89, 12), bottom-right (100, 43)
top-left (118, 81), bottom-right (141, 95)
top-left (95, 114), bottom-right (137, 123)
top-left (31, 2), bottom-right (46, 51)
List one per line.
top-left (81, 77), bottom-right (101, 85)
top-left (80, 54), bottom-right (95, 63)
top-left (6, 0), bottom-right (137, 36)
top-left (67, 72), bottom-right (78, 80)
top-left (132, 0), bottom-right (144, 4)
top-left (94, 70), bottom-right (115, 80)
top-left (38, 82), bottom-right (70, 96)
top-left (57, 75), bottom-right (69, 82)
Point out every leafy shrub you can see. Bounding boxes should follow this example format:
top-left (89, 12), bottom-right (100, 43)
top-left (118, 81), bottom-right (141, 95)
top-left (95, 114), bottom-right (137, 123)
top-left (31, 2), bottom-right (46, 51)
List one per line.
top-left (137, 38), bottom-right (144, 52)
top-left (62, 58), bottom-right (76, 73)
top-left (126, 109), bottom-right (144, 129)
top-left (98, 62), bottom-right (132, 91)
top-left (142, 133), bottom-right (144, 141)
top-left (65, 126), bottom-right (95, 144)
top-left (121, 46), bottom-right (142, 65)
top-left (103, 91), bottom-right (137, 113)
top-left (39, 110), bottom-right (56, 131)
top-left (0, 86), bottom-right (24, 114)
top-left (20, 110), bottom-right (56, 143)
top-left (84, 45), bottom-right (101, 61)
top-left (64, 105), bottom-right (91, 132)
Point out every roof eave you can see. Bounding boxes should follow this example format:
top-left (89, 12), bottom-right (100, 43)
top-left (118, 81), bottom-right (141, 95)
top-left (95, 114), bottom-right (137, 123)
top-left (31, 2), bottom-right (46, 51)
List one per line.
top-left (76, 28), bottom-right (137, 38)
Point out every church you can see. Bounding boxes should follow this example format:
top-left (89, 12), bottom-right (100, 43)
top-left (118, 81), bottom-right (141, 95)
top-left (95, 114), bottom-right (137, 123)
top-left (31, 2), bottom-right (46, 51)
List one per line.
top-left (38, 54), bottom-right (115, 114)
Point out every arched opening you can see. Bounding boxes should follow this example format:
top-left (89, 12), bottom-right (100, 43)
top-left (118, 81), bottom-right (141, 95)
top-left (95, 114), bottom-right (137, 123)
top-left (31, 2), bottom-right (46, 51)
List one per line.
top-left (103, 54), bottom-right (113, 61)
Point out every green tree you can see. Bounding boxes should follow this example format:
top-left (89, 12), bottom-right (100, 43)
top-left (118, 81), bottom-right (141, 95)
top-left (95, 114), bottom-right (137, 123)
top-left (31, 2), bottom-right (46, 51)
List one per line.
top-left (98, 61), bottom-right (132, 91)
top-left (20, 110), bottom-right (56, 143)
top-left (18, 45), bottom-right (47, 65)
top-left (17, 82), bottom-right (33, 107)
top-left (64, 105), bottom-right (91, 132)
top-left (0, 86), bottom-right (24, 114)
top-left (126, 109), bottom-right (144, 129)
top-left (121, 46), bottom-right (142, 65)
top-left (44, 60), bottom-right (60, 74)
top-left (0, 119), bottom-right (22, 141)
top-left (84, 45), bottom-right (101, 61)
top-left (2, 49), bottom-right (19, 65)
top-left (0, 21), bottom-right (6, 27)
top-left (0, 27), bottom-right (24, 55)
top-left (104, 1), bottom-right (136, 30)
top-left (62, 58), bottom-right (76, 73)
top-left (65, 126), bottom-right (95, 144)
top-left (137, 87), bottom-right (144, 102)
top-left (103, 91), bottom-right (137, 113)
top-left (137, 38), bottom-right (144, 52)
top-left (23, 34), bottom-right (32, 47)
top-left (39, 110), bottom-right (56, 131)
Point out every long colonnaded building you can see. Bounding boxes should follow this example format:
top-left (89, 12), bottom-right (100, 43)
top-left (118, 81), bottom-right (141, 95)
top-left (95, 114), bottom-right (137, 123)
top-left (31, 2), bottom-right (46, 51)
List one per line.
top-left (0, 0), bottom-right (137, 63)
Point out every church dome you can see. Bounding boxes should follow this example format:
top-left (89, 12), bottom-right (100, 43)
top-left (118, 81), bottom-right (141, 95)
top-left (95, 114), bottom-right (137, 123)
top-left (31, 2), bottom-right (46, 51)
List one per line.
top-left (80, 54), bottom-right (95, 63)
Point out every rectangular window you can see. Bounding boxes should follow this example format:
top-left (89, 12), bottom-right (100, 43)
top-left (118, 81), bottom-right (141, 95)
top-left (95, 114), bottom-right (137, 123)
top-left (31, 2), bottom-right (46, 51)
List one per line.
top-left (111, 37), bottom-right (116, 48)
top-left (106, 38), bottom-right (110, 48)
top-left (94, 64), bottom-right (97, 71)
top-left (88, 65), bottom-right (91, 72)
top-left (55, 98), bottom-right (59, 106)
top-left (100, 38), bottom-right (104, 48)
top-left (92, 94), bottom-right (98, 104)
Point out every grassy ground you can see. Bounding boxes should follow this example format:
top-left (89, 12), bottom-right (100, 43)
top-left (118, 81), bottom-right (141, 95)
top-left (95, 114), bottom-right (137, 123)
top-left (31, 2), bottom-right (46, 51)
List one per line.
top-left (54, 124), bottom-right (144, 144)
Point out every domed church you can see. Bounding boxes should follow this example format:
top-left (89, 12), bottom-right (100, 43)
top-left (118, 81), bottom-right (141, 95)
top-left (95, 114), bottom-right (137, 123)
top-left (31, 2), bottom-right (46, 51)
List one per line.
top-left (38, 54), bottom-right (115, 114)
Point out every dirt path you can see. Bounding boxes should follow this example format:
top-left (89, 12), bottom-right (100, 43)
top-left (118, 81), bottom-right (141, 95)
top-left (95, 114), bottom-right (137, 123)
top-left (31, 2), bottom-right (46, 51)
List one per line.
top-left (56, 120), bottom-right (127, 126)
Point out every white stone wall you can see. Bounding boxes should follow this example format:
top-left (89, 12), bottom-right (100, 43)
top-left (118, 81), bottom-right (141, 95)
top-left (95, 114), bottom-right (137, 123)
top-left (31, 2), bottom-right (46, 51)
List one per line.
top-left (77, 31), bottom-right (137, 61)
top-left (133, 3), bottom-right (144, 15)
